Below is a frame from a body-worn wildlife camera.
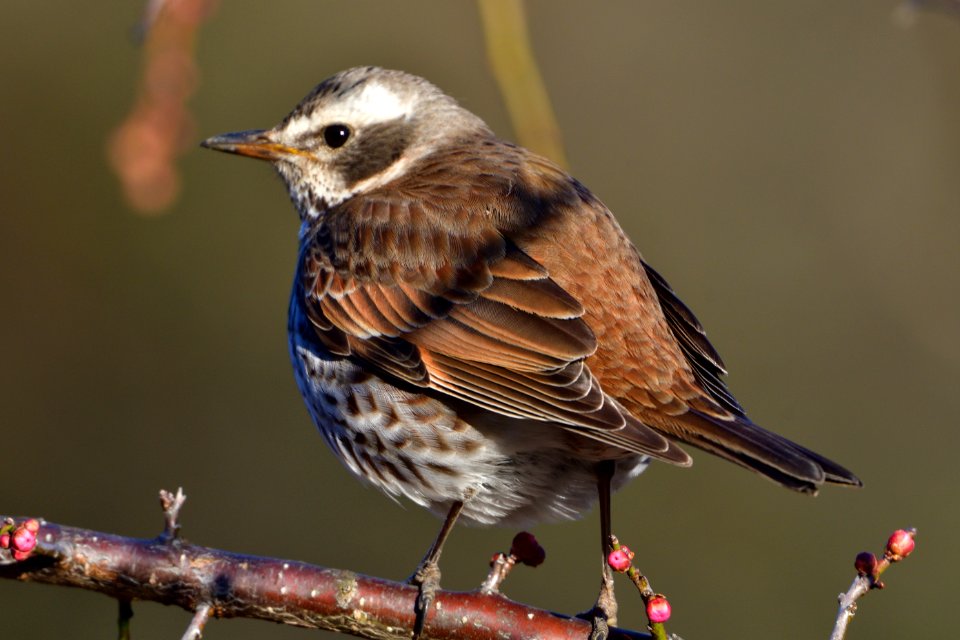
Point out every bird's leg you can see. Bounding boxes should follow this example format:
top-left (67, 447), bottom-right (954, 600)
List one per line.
top-left (409, 500), bottom-right (464, 639)
top-left (591, 460), bottom-right (618, 640)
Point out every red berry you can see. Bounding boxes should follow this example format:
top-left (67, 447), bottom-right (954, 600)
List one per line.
top-left (22, 519), bottom-right (40, 534)
top-left (646, 595), bottom-right (672, 623)
top-left (0, 533), bottom-right (9, 549)
top-left (12, 549), bottom-right (31, 561)
top-left (886, 529), bottom-right (915, 560)
top-left (854, 551), bottom-right (878, 577)
top-left (510, 532), bottom-right (546, 567)
top-left (607, 548), bottom-right (632, 572)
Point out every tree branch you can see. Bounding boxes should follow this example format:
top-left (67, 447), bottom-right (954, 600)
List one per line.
top-left (829, 528), bottom-right (917, 640)
top-left (0, 513), bottom-right (650, 639)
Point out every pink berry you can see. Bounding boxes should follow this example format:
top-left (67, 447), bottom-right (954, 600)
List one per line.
top-left (510, 532), bottom-right (546, 567)
top-left (854, 551), bottom-right (878, 577)
top-left (646, 595), bottom-right (672, 623)
top-left (0, 533), bottom-right (9, 549)
top-left (886, 529), bottom-right (916, 560)
top-left (11, 527), bottom-right (37, 554)
top-left (607, 548), bottom-right (632, 572)
top-left (22, 519), bottom-right (40, 534)
top-left (12, 549), bottom-right (31, 561)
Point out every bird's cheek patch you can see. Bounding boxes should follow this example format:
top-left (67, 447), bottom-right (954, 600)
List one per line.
top-left (336, 119), bottom-right (412, 188)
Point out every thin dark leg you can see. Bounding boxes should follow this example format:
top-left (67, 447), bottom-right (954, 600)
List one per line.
top-left (591, 460), bottom-right (617, 640)
top-left (410, 500), bottom-right (464, 639)
top-left (598, 459), bottom-right (614, 566)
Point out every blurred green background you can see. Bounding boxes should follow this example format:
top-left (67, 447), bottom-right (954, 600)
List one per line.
top-left (2, 1), bottom-right (958, 637)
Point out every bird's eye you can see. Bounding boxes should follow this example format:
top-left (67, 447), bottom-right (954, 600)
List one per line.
top-left (323, 124), bottom-right (351, 149)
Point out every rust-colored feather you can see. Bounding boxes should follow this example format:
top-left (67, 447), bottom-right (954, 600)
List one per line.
top-left (297, 135), bottom-right (860, 487)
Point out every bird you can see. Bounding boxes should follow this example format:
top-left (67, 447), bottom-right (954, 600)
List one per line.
top-left (202, 66), bottom-right (861, 637)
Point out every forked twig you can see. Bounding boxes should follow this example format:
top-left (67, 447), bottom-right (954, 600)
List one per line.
top-left (830, 528), bottom-right (917, 640)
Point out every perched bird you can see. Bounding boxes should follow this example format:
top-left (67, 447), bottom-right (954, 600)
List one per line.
top-left (202, 66), bottom-right (860, 636)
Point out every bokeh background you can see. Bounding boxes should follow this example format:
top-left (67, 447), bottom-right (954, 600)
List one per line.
top-left (2, 1), bottom-right (958, 637)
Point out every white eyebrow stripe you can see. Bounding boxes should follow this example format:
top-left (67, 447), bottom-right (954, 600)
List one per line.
top-left (280, 82), bottom-right (413, 141)
top-left (352, 83), bottom-right (411, 121)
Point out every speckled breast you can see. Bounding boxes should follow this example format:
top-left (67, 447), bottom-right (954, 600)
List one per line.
top-left (287, 283), bottom-right (650, 528)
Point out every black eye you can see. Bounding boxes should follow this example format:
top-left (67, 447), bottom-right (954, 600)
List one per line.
top-left (323, 124), bottom-right (351, 148)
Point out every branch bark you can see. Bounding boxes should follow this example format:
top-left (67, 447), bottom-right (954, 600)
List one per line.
top-left (0, 515), bottom-right (651, 639)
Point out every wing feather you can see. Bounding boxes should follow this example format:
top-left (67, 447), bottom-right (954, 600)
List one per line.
top-left (292, 137), bottom-right (860, 488)
top-left (297, 174), bottom-right (681, 459)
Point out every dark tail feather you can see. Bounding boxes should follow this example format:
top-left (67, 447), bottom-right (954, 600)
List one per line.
top-left (786, 440), bottom-right (862, 487)
top-left (684, 411), bottom-right (862, 494)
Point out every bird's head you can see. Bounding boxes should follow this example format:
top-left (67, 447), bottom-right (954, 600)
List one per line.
top-left (201, 66), bottom-right (490, 218)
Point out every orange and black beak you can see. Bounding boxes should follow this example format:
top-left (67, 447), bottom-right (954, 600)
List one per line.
top-left (201, 129), bottom-right (305, 161)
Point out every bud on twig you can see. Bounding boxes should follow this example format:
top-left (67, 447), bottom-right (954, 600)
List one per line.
top-left (510, 532), bottom-right (545, 567)
top-left (884, 529), bottom-right (915, 561)
top-left (831, 527), bottom-right (918, 640)
top-left (854, 551), bottom-right (878, 578)
top-left (646, 595), bottom-right (672, 624)
top-left (0, 518), bottom-right (40, 561)
top-left (607, 546), bottom-right (634, 573)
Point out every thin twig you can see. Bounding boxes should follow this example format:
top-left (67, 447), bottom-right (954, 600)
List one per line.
top-left (480, 532), bottom-right (545, 595)
top-left (477, 0), bottom-right (568, 168)
top-left (181, 603), bottom-right (212, 640)
top-left (132, 0), bottom-right (169, 42)
top-left (829, 528), bottom-right (917, 640)
top-left (109, 0), bottom-right (218, 214)
top-left (118, 598), bottom-right (133, 640)
top-left (479, 552), bottom-right (516, 594)
top-left (159, 487), bottom-right (186, 541)
top-left (831, 575), bottom-right (870, 640)
top-left (611, 535), bottom-right (669, 640)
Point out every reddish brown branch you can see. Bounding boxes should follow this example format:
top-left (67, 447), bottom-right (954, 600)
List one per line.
top-left (0, 515), bottom-right (650, 639)
top-left (108, 0), bottom-right (219, 214)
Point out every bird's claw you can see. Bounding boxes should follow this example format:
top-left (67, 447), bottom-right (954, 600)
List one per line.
top-left (589, 611), bottom-right (611, 640)
top-left (409, 560), bottom-right (441, 639)
top-left (579, 572), bottom-right (618, 640)
top-left (577, 604), bottom-right (614, 640)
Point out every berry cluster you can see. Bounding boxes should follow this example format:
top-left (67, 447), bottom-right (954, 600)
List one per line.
top-left (606, 543), bottom-right (672, 626)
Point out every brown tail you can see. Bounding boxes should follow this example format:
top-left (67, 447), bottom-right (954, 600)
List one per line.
top-left (682, 410), bottom-right (862, 494)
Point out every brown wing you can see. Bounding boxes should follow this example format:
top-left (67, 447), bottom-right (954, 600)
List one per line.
top-left (641, 260), bottom-right (745, 416)
top-left (298, 147), bottom-right (688, 463)
top-left (630, 260), bottom-right (860, 490)
top-left (487, 149), bottom-right (861, 492)
top-left (300, 139), bottom-right (859, 490)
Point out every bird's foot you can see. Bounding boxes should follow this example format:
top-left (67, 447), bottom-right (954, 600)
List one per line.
top-left (408, 559), bottom-right (441, 639)
top-left (578, 572), bottom-right (618, 640)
